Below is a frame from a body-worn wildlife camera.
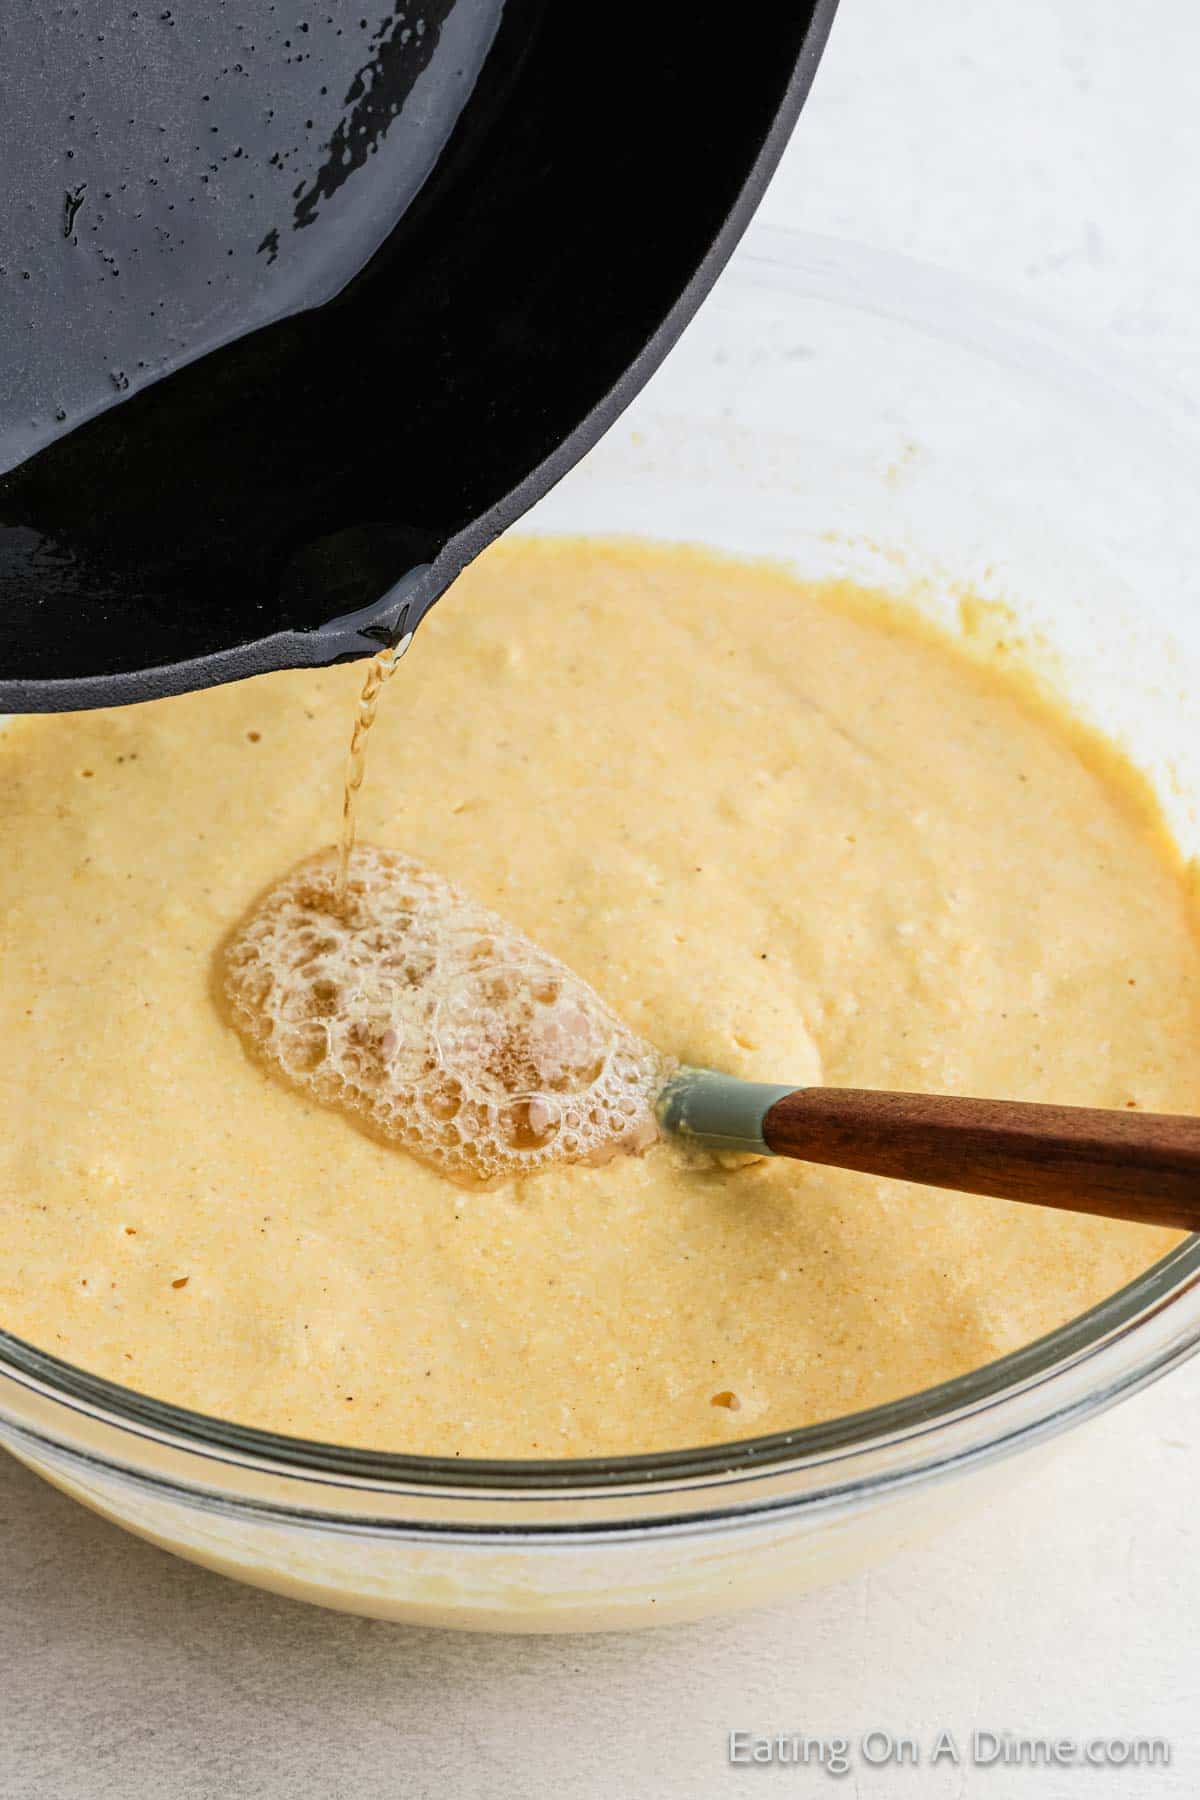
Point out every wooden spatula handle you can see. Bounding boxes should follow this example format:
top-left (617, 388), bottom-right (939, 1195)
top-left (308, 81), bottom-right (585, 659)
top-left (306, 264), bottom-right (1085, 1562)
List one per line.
top-left (761, 1089), bottom-right (1200, 1231)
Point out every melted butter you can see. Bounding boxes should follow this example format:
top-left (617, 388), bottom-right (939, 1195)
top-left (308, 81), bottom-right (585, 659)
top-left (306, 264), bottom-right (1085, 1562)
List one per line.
top-left (335, 637), bottom-right (410, 914)
top-left (222, 842), bottom-right (666, 1183)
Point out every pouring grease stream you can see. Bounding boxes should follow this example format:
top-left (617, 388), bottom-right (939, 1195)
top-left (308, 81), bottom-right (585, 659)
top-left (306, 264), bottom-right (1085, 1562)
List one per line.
top-left (335, 633), bottom-right (413, 915)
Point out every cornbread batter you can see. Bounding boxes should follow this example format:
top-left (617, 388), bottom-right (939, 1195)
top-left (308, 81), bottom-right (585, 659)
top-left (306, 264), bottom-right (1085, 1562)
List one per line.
top-left (1, 538), bottom-right (1197, 1455)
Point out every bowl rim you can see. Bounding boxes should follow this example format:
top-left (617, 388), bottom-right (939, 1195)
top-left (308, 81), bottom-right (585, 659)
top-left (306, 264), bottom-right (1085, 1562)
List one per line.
top-left (3, 227), bottom-right (1199, 1524)
top-left (2, 1234), bottom-right (1199, 1516)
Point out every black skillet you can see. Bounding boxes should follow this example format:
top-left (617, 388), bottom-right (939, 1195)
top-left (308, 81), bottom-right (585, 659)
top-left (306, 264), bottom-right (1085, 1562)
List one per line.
top-left (0, 1), bottom-right (838, 711)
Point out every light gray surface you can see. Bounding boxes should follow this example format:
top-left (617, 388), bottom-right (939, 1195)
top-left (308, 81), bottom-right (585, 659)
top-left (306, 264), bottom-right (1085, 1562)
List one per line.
top-left (3, 1370), bottom-right (1195, 1799)
top-left (6, 1), bottom-right (1200, 1794)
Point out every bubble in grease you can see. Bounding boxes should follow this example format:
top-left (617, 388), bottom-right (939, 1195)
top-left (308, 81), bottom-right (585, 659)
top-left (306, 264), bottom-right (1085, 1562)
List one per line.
top-left (222, 846), bottom-right (669, 1185)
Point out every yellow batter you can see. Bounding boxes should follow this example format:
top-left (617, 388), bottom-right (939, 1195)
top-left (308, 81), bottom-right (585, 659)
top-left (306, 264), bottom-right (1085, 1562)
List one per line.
top-left (1, 538), bottom-right (1197, 1456)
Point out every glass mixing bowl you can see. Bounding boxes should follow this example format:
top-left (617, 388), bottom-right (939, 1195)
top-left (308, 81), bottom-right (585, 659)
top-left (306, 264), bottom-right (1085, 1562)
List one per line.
top-left (3, 229), bottom-right (1200, 1631)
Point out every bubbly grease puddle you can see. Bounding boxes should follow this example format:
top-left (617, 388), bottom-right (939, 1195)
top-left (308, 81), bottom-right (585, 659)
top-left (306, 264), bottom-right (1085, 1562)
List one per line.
top-left (225, 630), bottom-right (667, 1184)
top-left (222, 843), bottom-right (667, 1185)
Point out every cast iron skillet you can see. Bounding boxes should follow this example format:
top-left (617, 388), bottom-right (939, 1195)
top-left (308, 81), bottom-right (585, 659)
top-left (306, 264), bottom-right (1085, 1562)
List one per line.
top-left (0, 0), bottom-right (838, 711)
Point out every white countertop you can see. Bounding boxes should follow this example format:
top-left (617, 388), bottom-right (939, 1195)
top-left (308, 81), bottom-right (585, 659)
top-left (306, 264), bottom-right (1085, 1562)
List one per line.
top-left (6, 3), bottom-right (1199, 1794)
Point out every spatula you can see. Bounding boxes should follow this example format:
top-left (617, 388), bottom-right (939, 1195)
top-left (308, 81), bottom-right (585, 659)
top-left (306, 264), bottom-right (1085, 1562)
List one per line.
top-left (657, 1067), bottom-right (1200, 1231)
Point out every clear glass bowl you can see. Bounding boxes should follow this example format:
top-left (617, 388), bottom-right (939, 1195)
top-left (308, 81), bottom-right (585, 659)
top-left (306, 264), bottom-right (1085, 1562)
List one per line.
top-left (3, 228), bottom-right (1200, 1631)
